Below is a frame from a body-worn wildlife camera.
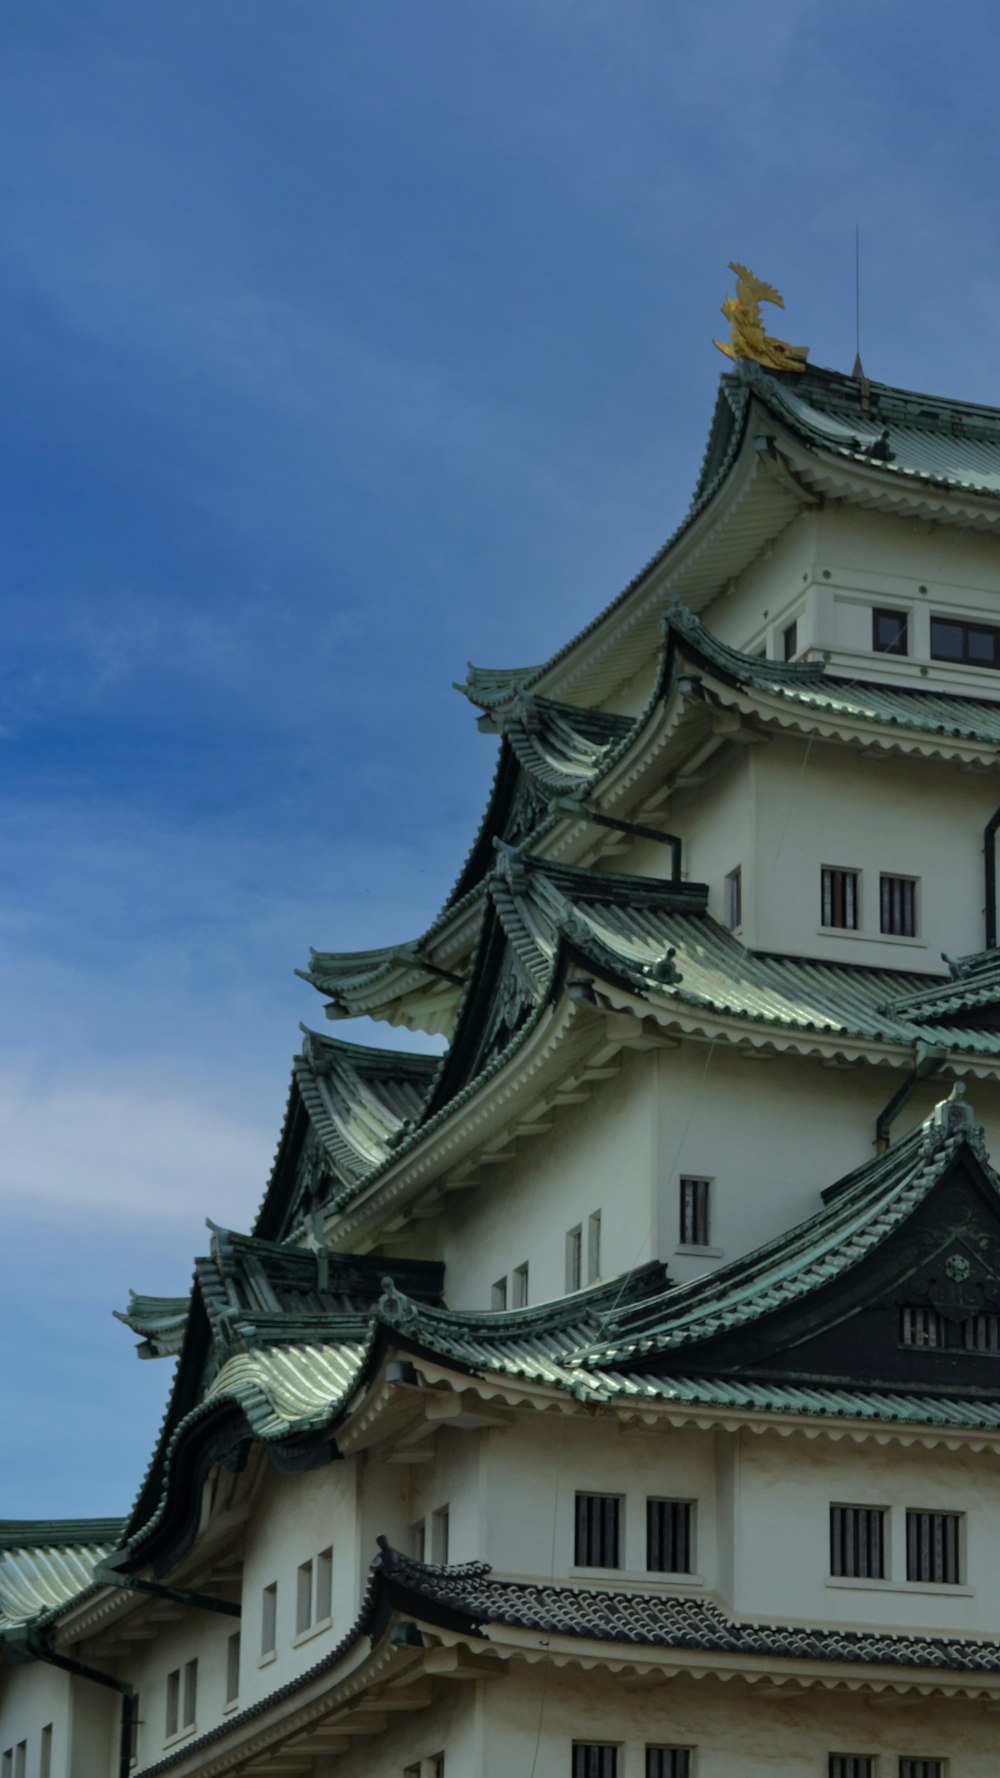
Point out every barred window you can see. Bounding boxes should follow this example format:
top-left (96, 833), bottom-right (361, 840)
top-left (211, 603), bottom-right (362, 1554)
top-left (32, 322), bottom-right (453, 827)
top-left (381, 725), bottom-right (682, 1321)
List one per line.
top-left (575, 1493), bottom-right (621, 1568)
top-left (573, 1747), bottom-right (618, 1778)
top-left (899, 1761), bottom-right (946, 1778)
top-left (964, 1312), bottom-right (1000, 1351)
top-left (900, 1305), bottom-right (947, 1347)
top-left (830, 1758), bottom-right (876, 1778)
top-left (646, 1751), bottom-right (691, 1778)
top-left (679, 1176), bottom-right (711, 1247)
top-left (830, 1504), bottom-right (886, 1578)
top-left (906, 1510), bottom-right (961, 1584)
top-left (822, 867), bottom-right (860, 930)
top-left (873, 607), bottom-right (908, 655)
top-left (726, 866), bottom-right (742, 930)
top-left (647, 1499), bottom-right (694, 1573)
top-left (880, 874), bottom-right (918, 937)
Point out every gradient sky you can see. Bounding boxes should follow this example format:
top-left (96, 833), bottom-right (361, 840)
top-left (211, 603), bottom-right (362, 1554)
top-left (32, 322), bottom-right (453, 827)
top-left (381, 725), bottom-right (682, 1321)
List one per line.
top-left (3, 0), bottom-right (1000, 1516)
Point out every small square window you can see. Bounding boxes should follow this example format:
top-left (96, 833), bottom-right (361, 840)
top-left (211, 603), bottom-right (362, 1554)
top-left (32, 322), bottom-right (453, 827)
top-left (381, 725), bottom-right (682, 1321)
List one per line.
top-left (829, 1758), bottom-right (876, 1778)
top-left (573, 1746), bottom-right (619, 1778)
top-left (491, 1276), bottom-right (507, 1310)
top-left (646, 1752), bottom-right (691, 1778)
top-left (880, 874), bottom-right (918, 937)
top-left (512, 1261), bottom-right (529, 1308)
top-left (906, 1510), bottom-right (962, 1584)
top-left (679, 1176), bottom-right (711, 1248)
top-left (647, 1499), bottom-right (694, 1573)
top-left (830, 1504), bottom-right (887, 1578)
top-left (261, 1582), bottom-right (277, 1659)
top-left (725, 866), bottom-right (742, 930)
top-left (783, 619), bottom-right (798, 660)
top-left (873, 607), bottom-right (908, 655)
top-left (566, 1225), bottom-right (582, 1293)
top-left (575, 1493), bottom-right (621, 1568)
top-left (821, 866), bottom-right (860, 930)
top-left (587, 1211), bottom-right (601, 1284)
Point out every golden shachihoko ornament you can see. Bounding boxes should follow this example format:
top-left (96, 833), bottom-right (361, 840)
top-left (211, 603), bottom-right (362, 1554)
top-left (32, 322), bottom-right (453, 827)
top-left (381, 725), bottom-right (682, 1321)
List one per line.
top-left (715, 262), bottom-right (809, 373)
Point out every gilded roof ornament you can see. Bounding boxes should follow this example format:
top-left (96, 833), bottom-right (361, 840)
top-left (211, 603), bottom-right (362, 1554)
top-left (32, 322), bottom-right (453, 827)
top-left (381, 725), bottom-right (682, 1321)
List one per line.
top-left (714, 262), bottom-right (809, 374)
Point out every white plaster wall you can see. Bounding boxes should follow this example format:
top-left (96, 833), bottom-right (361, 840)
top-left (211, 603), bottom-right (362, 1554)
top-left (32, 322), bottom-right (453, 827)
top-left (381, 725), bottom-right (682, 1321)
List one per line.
top-left (116, 1590), bottom-right (233, 1769)
top-left (334, 1679), bottom-right (480, 1777)
top-left (481, 1664), bottom-right (995, 1778)
top-left (407, 1427), bottom-right (484, 1567)
top-left (442, 1047), bottom-right (658, 1310)
top-left (0, 1663), bottom-right (73, 1778)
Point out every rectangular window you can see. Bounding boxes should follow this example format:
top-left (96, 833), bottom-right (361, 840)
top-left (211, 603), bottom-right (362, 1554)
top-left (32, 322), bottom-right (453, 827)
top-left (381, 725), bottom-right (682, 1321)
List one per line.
top-left (182, 1660), bottom-right (197, 1731)
top-left (899, 1763), bottom-right (946, 1778)
top-left (566, 1225), bottom-right (582, 1293)
top-left (575, 1493), bottom-right (621, 1568)
top-left (783, 619), bottom-right (798, 661)
top-left (0, 1753), bottom-right (9, 1778)
top-left (40, 1727), bottom-right (53, 1778)
top-left (646, 1499), bottom-right (694, 1573)
top-left (647, 1753), bottom-right (691, 1778)
top-left (261, 1581), bottom-right (277, 1658)
top-left (411, 1519), bottom-right (426, 1562)
top-left (573, 1747), bottom-right (619, 1778)
top-left (906, 1510), bottom-right (962, 1584)
top-left (165, 1669), bottom-right (180, 1740)
top-left (964, 1312), bottom-right (1000, 1351)
top-left (491, 1276), bottom-right (507, 1310)
top-left (226, 1631), bottom-right (241, 1705)
top-left (679, 1176), bottom-right (711, 1247)
top-left (931, 613), bottom-right (1000, 667)
top-left (513, 1261), bottom-right (529, 1308)
top-left (431, 1757), bottom-right (446, 1778)
top-left (13, 1747), bottom-right (24, 1778)
top-left (829, 1759), bottom-right (876, 1778)
top-left (873, 607), bottom-right (908, 655)
top-left (900, 1306), bottom-right (947, 1347)
top-left (431, 1505), bottom-right (450, 1564)
top-left (296, 1559), bottom-right (313, 1635)
top-left (880, 874), bottom-right (918, 937)
top-left (822, 866), bottom-right (860, 930)
top-left (403, 1767), bottom-right (421, 1778)
top-left (316, 1546), bottom-right (333, 1621)
top-left (725, 865), bottom-right (742, 930)
top-left (125, 1697), bottom-right (139, 1767)
top-left (830, 1504), bottom-right (887, 1578)
top-left (587, 1211), bottom-right (602, 1284)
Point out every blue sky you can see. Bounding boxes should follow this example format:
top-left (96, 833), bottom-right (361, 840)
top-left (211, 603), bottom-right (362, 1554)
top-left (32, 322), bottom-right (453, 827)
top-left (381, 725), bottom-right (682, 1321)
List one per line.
top-left (2, 0), bottom-right (1000, 1516)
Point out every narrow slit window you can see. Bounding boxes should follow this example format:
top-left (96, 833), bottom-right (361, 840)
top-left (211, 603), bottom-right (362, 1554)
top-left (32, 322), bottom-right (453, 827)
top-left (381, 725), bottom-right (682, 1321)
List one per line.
top-left (491, 1276), bottom-right (507, 1310)
top-left (13, 1747), bottom-right (24, 1778)
top-left (182, 1660), bottom-right (197, 1731)
top-left (587, 1211), bottom-right (602, 1284)
top-left (566, 1225), bottom-right (582, 1293)
top-left (829, 1759), bottom-right (876, 1778)
top-left (261, 1581), bottom-right (277, 1658)
top-left (431, 1505), bottom-right (450, 1564)
top-left (572, 1746), bottom-right (619, 1778)
top-left (822, 867), bottom-right (860, 930)
top-left (830, 1504), bottom-right (887, 1578)
top-left (316, 1546), bottom-right (333, 1622)
top-left (165, 1669), bottom-right (180, 1739)
top-left (906, 1510), bottom-right (962, 1584)
top-left (431, 1756), bottom-right (446, 1778)
top-left (512, 1261), bottom-right (529, 1308)
top-left (646, 1499), bottom-right (694, 1573)
top-left (880, 874), bottom-right (918, 937)
top-left (125, 1697), bottom-right (140, 1767)
top-left (900, 1305), bottom-right (947, 1348)
top-left (646, 1752), bottom-right (691, 1778)
top-left (574, 1493), bottom-right (622, 1568)
top-left (679, 1176), bottom-right (711, 1247)
top-left (226, 1631), bottom-right (241, 1705)
top-left (725, 866), bottom-right (742, 930)
top-left (411, 1519), bottom-right (426, 1562)
top-left (783, 619), bottom-right (798, 660)
top-left (296, 1559), bottom-right (313, 1635)
top-left (873, 607), bottom-right (908, 655)
top-left (40, 1727), bottom-right (53, 1778)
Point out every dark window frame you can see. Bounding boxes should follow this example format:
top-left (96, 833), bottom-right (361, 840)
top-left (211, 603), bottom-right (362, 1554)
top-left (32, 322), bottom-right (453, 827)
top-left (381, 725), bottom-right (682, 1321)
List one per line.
top-left (873, 607), bottom-right (909, 655)
top-left (783, 619), bottom-right (798, 661)
top-left (822, 866), bottom-right (860, 931)
top-left (880, 874), bottom-right (918, 937)
top-left (574, 1493), bottom-right (622, 1569)
top-left (679, 1176), bottom-right (711, 1248)
top-left (931, 614), bottom-right (1000, 668)
top-left (829, 1759), bottom-right (876, 1778)
top-left (830, 1503), bottom-right (887, 1579)
top-left (906, 1510), bottom-right (962, 1585)
top-left (725, 866), bottom-right (742, 930)
top-left (646, 1750), bottom-right (692, 1778)
top-left (572, 1744), bottom-right (619, 1778)
top-left (646, 1498), bottom-right (694, 1573)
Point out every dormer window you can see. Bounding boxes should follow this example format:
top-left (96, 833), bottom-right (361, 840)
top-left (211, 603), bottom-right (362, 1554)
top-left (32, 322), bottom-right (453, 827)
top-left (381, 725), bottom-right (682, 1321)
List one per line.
top-left (873, 607), bottom-right (908, 655)
top-left (931, 614), bottom-right (1000, 667)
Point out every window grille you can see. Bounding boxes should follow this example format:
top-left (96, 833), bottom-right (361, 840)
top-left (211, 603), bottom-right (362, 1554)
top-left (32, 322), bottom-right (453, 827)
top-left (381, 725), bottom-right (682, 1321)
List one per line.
top-left (830, 1504), bottom-right (886, 1578)
top-left (873, 608), bottom-right (908, 655)
top-left (646, 1751), bottom-right (691, 1778)
top-left (587, 1210), bottom-right (602, 1284)
top-left (900, 1306), bottom-right (946, 1347)
top-left (783, 620), bottom-right (798, 660)
top-left (40, 1727), bottom-right (53, 1778)
top-left (261, 1582), bottom-right (277, 1658)
top-left (566, 1225), bottom-right (582, 1293)
top-left (513, 1262), bottom-right (529, 1308)
top-left (679, 1176), bottom-right (711, 1247)
top-left (880, 874), bottom-right (917, 937)
top-left (726, 865), bottom-right (742, 930)
top-left (491, 1276), bottom-right (507, 1310)
top-left (931, 614), bottom-right (1000, 667)
top-left (822, 867), bottom-right (860, 930)
top-left (829, 1758), bottom-right (875, 1778)
top-left (574, 1493), bottom-right (621, 1568)
top-left (226, 1632), bottom-right (241, 1705)
top-left (899, 1762), bottom-right (946, 1778)
top-left (964, 1312), bottom-right (1000, 1351)
top-left (432, 1505), bottom-right (450, 1564)
top-left (647, 1498), bottom-right (694, 1572)
top-left (572, 1746), bottom-right (619, 1778)
top-left (906, 1510), bottom-right (961, 1584)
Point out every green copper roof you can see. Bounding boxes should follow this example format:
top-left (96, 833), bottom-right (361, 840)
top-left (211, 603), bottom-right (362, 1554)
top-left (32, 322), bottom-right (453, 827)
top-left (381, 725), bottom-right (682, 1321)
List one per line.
top-left (0, 1523), bottom-right (123, 1632)
top-left (456, 662), bottom-right (546, 712)
top-left (113, 1294), bottom-right (190, 1357)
